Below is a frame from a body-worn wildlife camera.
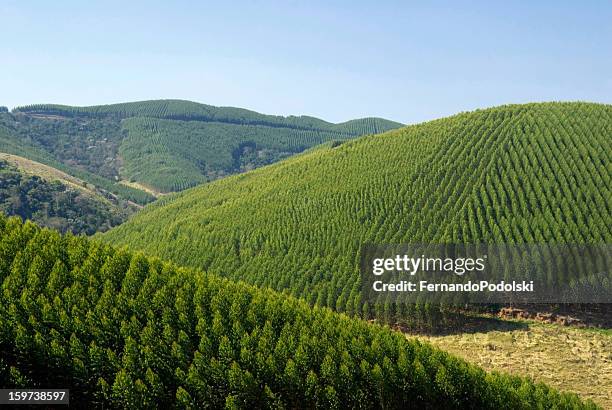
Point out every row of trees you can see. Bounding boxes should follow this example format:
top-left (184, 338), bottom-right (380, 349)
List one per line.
top-left (120, 118), bottom-right (364, 193)
top-left (0, 215), bottom-right (596, 408)
top-left (7, 102), bottom-right (401, 195)
top-left (14, 101), bottom-right (402, 136)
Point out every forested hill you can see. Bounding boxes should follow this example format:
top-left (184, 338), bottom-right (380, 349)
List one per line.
top-left (103, 102), bottom-right (612, 325)
top-left (4, 100), bottom-right (402, 193)
top-left (0, 214), bottom-right (597, 408)
top-left (15, 100), bottom-right (402, 134)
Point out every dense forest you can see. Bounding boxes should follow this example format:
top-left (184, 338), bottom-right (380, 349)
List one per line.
top-left (4, 100), bottom-right (403, 194)
top-left (0, 160), bottom-right (129, 234)
top-left (0, 214), bottom-right (597, 408)
top-left (103, 102), bottom-right (612, 329)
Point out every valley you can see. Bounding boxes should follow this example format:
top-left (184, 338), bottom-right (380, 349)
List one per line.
top-left (3, 2), bottom-right (608, 407)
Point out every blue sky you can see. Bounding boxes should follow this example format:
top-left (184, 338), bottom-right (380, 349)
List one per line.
top-left (1, 1), bottom-right (610, 124)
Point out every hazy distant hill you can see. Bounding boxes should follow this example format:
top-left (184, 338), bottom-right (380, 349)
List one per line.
top-left (103, 102), bottom-right (611, 323)
top-left (6, 100), bottom-right (402, 193)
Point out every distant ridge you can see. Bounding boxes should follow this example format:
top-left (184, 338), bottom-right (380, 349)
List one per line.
top-left (14, 99), bottom-right (403, 135)
top-left (4, 100), bottom-right (403, 194)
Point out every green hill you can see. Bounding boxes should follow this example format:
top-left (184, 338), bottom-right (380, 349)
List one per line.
top-left (9, 100), bottom-right (403, 193)
top-left (102, 102), bottom-right (611, 325)
top-left (0, 214), bottom-right (597, 408)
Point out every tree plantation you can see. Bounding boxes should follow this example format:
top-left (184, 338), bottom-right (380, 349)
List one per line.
top-left (103, 102), bottom-right (611, 329)
top-left (119, 117), bottom-right (384, 192)
top-left (0, 215), bottom-right (598, 408)
top-left (14, 100), bottom-right (401, 134)
top-left (5, 100), bottom-right (402, 195)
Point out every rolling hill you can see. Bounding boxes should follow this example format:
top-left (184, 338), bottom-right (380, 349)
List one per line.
top-left (0, 214), bottom-right (597, 408)
top-left (102, 102), bottom-right (611, 326)
top-left (5, 100), bottom-right (403, 194)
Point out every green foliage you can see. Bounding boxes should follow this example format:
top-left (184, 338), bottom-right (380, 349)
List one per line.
top-left (103, 102), bottom-right (612, 327)
top-left (10, 100), bottom-right (402, 194)
top-left (119, 117), bottom-right (385, 192)
top-left (0, 114), bottom-right (154, 205)
top-left (0, 160), bottom-right (128, 234)
top-left (7, 113), bottom-right (124, 180)
top-left (0, 215), bottom-right (597, 408)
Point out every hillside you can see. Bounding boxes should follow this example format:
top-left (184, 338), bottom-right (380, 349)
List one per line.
top-left (0, 116), bottom-right (154, 205)
top-left (0, 156), bottom-right (132, 234)
top-left (7, 100), bottom-right (403, 193)
top-left (0, 214), bottom-right (597, 408)
top-left (103, 102), bottom-right (611, 325)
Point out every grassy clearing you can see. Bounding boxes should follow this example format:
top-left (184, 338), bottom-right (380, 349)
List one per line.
top-left (414, 321), bottom-right (612, 408)
top-left (118, 179), bottom-right (165, 197)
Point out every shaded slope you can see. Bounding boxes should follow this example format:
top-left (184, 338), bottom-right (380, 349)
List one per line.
top-left (103, 102), bottom-right (612, 317)
top-left (0, 214), bottom-right (597, 408)
top-left (0, 158), bottom-right (129, 234)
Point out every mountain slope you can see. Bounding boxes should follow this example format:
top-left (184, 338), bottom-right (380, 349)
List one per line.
top-left (0, 214), bottom-right (597, 408)
top-left (0, 116), bottom-right (154, 204)
top-left (0, 156), bottom-right (131, 234)
top-left (103, 102), bottom-right (611, 320)
top-left (9, 100), bottom-right (403, 193)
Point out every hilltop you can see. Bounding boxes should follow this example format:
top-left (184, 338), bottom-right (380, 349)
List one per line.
top-left (103, 102), bottom-right (611, 325)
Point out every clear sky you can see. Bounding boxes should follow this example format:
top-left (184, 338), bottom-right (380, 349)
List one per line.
top-left (1, 1), bottom-right (610, 124)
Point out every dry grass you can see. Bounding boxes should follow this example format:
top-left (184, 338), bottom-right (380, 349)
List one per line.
top-left (414, 322), bottom-right (611, 408)
top-left (0, 153), bottom-right (99, 196)
top-left (119, 179), bottom-right (165, 197)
